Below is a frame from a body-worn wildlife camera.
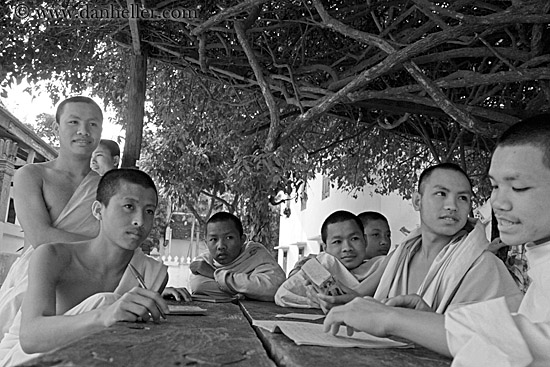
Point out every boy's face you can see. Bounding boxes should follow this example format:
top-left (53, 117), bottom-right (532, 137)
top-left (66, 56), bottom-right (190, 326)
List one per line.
top-left (489, 145), bottom-right (550, 246)
top-left (95, 181), bottom-right (157, 250)
top-left (364, 220), bottom-right (391, 259)
top-left (413, 169), bottom-right (472, 240)
top-left (205, 220), bottom-right (245, 265)
top-left (91, 144), bottom-right (118, 176)
top-left (324, 220), bottom-right (367, 270)
top-left (58, 102), bottom-right (102, 157)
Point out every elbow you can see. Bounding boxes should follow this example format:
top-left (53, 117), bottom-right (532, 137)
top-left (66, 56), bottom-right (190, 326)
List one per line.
top-left (19, 329), bottom-right (42, 354)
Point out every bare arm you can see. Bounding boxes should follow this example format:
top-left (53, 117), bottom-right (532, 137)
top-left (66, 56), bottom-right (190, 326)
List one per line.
top-left (324, 297), bottom-right (451, 356)
top-left (13, 165), bottom-right (91, 248)
top-left (20, 245), bottom-right (169, 354)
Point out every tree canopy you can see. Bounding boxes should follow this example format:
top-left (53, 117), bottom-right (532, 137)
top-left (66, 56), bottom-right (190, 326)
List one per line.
top-left (1, 0), bottom-right (549, 243)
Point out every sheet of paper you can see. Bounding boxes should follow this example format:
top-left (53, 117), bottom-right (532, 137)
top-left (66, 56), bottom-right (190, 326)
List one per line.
top-left (168, 305), bottom-right (207, 315)
top-left (252, 320), bottom-right (411, 349)
top-left (275, 313), bottom-right (324, 321)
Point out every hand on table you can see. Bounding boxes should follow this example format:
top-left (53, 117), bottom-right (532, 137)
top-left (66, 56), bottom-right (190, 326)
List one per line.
top-left (189, 260), bottom-right (215, 278)
top-left (162, 287), bottom-right (192, 302)
top-left (315, 283), bottom-right (358, 314)
top-left (382, 294), bottom-right (432, 312)
top-left (323, 296), bottom-right (393, 337)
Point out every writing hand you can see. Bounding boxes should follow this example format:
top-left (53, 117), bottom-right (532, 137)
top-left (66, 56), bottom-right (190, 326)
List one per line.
top-left (102, 287), bottom-right (169, 326)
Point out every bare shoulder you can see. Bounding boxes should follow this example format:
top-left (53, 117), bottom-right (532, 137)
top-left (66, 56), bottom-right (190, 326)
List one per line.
top-left (14, 162), bottom-right (52, 185)
top-left (32, 242), bottom-right (72, 269)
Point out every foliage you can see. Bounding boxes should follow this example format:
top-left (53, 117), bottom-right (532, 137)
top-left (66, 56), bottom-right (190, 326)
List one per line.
top-left (2, 0), bottom-right (550, 247)
top-left (27, 113), bottom-right (59, 148)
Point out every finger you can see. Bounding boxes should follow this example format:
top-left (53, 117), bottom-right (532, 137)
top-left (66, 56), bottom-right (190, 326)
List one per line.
top-left (346, 325), bottom-right (355, 337)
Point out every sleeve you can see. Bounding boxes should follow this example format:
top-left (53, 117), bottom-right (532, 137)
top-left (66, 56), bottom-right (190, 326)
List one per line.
top-left (450, 252), bottom-right (523, 312)
top-left (214, 249), bottom-right (286, 302)
top-left (274, 269), bottom-right (320, 308)
top-left (445, 297), bottom-right (550, 367)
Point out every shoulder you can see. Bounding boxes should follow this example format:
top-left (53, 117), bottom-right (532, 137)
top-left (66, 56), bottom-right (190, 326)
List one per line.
top-left (244, 242), bottom-right (271, 255)
top-left (30, 243), bottom-right (72, 273)
top-left (14, 163), bottom-right (47, 182)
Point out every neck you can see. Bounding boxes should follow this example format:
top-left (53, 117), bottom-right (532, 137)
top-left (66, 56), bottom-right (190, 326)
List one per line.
top-left (87, 235), bottom-right (135, 273)
top-left (54, 152), bottom-right (93, 176)
top-left (418, 231), bottom-right (454, 260)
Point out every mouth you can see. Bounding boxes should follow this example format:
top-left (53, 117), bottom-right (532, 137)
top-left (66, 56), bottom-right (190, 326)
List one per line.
top-left (340, 255), bottom-right (356, 262)
top-left (73, 139), bottom-right (91, 146)
top-left (126, 230), bottom-right (143, 239)
top-left (440, 216), bottom-right (459, 223)
top-left (496, 216), bottom-right (519, 229)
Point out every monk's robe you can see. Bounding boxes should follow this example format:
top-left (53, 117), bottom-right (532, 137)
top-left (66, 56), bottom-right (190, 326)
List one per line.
top-left (189, 242), bottom-right (286, 301)
top-left (445, 240), bottom-right (550, 367)
top-left (0, 250), bottom-right (167, 367)
top-left (275, 252), bottom-right (385, 308)
top-left (0, 172), bottom-right (100, 339)
top-left (373, 220), bottom-right (523, 314)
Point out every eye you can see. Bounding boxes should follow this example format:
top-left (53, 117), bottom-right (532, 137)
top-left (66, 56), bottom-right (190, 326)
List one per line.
top-left (226, 236), bottom-right (234, 240)
top-left (371, 233), bottom-right (379, 237)
top-left (146, 209), bottom-right (155, 216)
top-left (331, 240), bottom-right (341, 245)
top-left (512, 187), bottom-right (530, 192)
top-left (435, 191), bottom-right (446, 197)
top-left (458, 195), bottom-right (470, 202)
top-left (124, 204), bottom-right (134, 210)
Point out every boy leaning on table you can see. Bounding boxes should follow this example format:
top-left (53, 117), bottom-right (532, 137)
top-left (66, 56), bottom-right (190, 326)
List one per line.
top-left (0, 169), bottom-right (182, 367)
top-left (275, 210), bottom-right (385, 309)
top-left (324, 113), bottom-right (550, 367)
top-left (188, 212), bottom-right (286, 301)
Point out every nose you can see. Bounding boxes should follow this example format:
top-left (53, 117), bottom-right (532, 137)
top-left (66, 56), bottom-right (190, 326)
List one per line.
top-left (444, 196), bottom-right (458, 211)
top-left (380, 236), bottom-right (390, 247)
top-left (77, 122), bottom-right (91, 136)
top-left (216, 239), bottom-right (227, 250)
top-left (490, 187), bottom-right (511, 212)
top-left (342, 240), bottom-right (353, 252)
top-left (132, 211), bottom-right (144, 227)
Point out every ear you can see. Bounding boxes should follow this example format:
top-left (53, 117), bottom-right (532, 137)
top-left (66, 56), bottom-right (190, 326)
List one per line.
top-left (92, 200), bottom-right (103, 221)
top-left (320, 242), bottom-right (327, 252)
top-left (113, 155), bottom-right (120, 168)
top-left (412, 191), bottom-right (422, 212)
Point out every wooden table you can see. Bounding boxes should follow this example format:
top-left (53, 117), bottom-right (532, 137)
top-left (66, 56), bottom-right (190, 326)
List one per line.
top-left (21, 300), bottom-right (452, 367)
top-left (240, 300), bottom-right (452, 367)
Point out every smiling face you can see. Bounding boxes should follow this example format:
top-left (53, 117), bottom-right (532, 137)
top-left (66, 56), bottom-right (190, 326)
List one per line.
top-left (91, 144), bottom-right (118, 176)
top-left (94, 181), bottom-right (157, 250)
top-left (413, 168), bottom-right (472, 242)
top-left (324, 220), bottom-right (367, 270)
top-left (58, 102), bottom-right (102, 158)
top-left (205, 220), bottom-right (246, 265)
top-left (364, 219), bottom-right (392, 259)
top-left (489, 145), bottom-right (550, 246)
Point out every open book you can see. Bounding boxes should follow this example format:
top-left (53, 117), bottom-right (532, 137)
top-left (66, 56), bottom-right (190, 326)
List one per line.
top-left (252, 320), bottom-right (412, 349)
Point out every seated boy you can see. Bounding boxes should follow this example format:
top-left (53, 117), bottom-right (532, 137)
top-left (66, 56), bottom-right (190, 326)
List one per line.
top-left (358, 211), bottom-right (392, 259)
top-left (0, 169), bottom-right (177, 367)
top-left (188, 212), bottom-right (285, 301)
top-left (324, 114), bottom-right (550, 366)
top-left (275, 211), bottom-right (385, 309)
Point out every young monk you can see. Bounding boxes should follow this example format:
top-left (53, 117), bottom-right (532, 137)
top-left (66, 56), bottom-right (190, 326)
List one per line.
top-left (324, 114), bottom-right (550, 366)
top-left (358, 211), bottom-right (392, 259)
top-left (0, 96), bottom-right (103, 339)
top-left (275, 211), bottom-right (385, 309)
top-left (319, 163), bottom-right (522, 314)
top-left (189, 212), bottom-right (286, 301)
top-left (91, 139), bottom-right (120, 176)
top-left (0, 169), bottom-right (172, 366)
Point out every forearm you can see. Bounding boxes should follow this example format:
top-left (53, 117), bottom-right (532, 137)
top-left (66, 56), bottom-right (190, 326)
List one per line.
top-left (20, 310), bottom-right (106, 354)
top-left (387, 308), bottom-right (451, 356)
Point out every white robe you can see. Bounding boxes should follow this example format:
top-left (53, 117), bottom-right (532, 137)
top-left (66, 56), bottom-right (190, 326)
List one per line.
top-left (189, 242), bottom-right (286, 301)
top-left (446, 240), bottom-right (550, 367)
top-left (275, 252), bottom-right (385, 308)
top-left (0, 250), bottom-right (167, 367)
top-left (374, 220), bottom-right (522, 313)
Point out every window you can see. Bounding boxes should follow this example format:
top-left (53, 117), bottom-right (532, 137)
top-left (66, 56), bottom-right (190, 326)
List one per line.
top-left (321, 175), bottom-right (330, 200)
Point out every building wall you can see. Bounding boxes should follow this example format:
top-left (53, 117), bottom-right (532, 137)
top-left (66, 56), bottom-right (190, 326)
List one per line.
top-left (278, 173), bottom-right (420, 272)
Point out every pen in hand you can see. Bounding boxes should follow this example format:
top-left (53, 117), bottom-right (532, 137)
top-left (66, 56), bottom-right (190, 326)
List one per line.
top-left (128, 263), bottom-right (167, 319)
